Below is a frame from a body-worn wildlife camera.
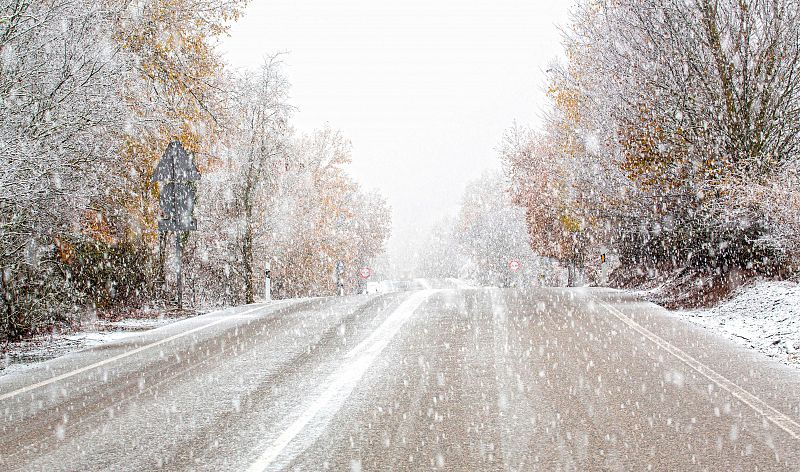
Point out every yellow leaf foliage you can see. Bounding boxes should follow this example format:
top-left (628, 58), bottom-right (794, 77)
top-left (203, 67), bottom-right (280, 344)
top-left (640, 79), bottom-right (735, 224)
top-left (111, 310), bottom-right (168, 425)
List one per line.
top-left (112, 0), bottom-right (247, 243)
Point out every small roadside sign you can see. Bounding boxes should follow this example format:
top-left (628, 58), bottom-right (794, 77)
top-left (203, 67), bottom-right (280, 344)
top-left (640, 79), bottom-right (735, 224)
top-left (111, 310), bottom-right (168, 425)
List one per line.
top-left (508, 259), bottom-right (521, 272)
top-left (359, 267), bottom-right (373, 280)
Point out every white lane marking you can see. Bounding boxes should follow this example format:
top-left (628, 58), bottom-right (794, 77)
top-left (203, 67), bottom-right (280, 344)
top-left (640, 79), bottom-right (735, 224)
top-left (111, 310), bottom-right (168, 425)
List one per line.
top-left (595, 298), bottom-right (800, 440)
top-left (247, 290), bottom-right (437, 472)
top-left (488, 289), bottom-right (515, 455)
top-left (345, 293), bottom-right (425, 358)
top-left (0, 301), bottom-right (293, 402)
top-left (415, 278), bottom-right (433, 290)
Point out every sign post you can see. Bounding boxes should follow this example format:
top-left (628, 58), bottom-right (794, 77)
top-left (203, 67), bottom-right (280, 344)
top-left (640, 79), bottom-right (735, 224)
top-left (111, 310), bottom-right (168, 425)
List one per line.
top-left (152, 140), bottom-right (201, 310)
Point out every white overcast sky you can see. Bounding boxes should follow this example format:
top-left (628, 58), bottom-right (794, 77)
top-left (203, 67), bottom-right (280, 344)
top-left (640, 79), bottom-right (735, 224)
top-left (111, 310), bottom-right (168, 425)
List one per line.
top-left (220, 0), bottom-right (571, 268)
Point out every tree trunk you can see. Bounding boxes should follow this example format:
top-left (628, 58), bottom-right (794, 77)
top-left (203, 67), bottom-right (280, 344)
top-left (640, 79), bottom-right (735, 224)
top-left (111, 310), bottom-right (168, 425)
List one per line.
top-left (243, 220), bottom-right (254, 304)
top-left (2, 270), bottom-right (12, 341)
top-left (1, 269), bottom-right (21, 342)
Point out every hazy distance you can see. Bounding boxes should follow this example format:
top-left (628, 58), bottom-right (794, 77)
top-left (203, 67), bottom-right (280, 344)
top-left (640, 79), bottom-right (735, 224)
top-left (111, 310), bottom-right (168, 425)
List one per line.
top-left (221, 0), bottom-right (571, 272)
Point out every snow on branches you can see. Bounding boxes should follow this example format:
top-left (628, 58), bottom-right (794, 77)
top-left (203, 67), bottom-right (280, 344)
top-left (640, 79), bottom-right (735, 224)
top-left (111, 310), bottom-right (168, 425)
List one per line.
top-left (505, 0), bottom-right (800, 293)
top-left (0, 1), bottom-right (392, 340)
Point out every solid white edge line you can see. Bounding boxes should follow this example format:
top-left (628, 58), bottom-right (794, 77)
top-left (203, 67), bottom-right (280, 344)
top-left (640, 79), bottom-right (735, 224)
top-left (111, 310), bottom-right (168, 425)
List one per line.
top-left (0, 301), bottom-right (292, 402)
top-left (595, 297), bottom-right (800, 440)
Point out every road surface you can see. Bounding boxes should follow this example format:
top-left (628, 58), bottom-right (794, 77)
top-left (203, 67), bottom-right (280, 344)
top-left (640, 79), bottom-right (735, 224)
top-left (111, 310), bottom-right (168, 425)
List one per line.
top-left (2, 280), bottom-right (800, 470)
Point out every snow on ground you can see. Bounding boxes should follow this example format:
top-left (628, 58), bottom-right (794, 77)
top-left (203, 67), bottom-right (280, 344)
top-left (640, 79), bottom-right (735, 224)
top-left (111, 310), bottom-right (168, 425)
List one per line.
top-left (1, 316), bottom-right (186, 377)
top-left (447, 278), bottom-right (477, 289)
top-left (675, 281), bottom-right (800, 367)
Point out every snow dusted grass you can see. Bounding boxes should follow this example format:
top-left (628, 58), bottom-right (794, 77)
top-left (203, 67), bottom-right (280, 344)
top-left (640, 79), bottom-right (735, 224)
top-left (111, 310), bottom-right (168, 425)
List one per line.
top-left (1, 316), bottom-right (186, 377)
top-left (676, 281), bottom-right (800, 367)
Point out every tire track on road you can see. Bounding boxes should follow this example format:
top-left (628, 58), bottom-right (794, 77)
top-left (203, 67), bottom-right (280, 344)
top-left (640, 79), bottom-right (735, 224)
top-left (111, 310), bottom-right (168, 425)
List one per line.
top-left (247, 290), bottom-right (437, 472)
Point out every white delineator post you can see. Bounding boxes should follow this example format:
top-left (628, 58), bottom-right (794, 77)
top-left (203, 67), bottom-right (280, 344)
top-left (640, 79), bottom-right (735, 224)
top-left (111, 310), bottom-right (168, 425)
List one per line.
top-left (264, 261), bottom-right (272, 301)
top-left (600, 253), bottom-right (608, 286)
top-left (335, 261), bottom-right (345, 296)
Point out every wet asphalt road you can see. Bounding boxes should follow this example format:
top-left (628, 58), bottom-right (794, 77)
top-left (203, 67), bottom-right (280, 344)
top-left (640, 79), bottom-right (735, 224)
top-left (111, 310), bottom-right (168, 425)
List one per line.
top-left (2, 279), bottom-right (800, 471)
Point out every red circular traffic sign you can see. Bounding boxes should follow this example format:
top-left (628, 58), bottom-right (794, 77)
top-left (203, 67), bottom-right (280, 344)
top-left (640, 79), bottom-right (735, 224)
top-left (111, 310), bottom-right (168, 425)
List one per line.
top-left (508, 259), bottom-right (521, 272)
top-left (359, 267), bottom-right (373, 279)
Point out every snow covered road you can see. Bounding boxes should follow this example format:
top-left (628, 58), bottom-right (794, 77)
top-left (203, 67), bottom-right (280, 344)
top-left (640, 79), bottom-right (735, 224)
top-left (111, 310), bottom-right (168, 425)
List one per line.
top-left (2, 282), bottom-right (800, 470)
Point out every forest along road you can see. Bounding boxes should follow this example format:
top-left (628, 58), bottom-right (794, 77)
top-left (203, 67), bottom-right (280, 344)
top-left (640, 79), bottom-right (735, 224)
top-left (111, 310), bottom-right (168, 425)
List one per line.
top-left (2, 282), bottom-right (800, 470)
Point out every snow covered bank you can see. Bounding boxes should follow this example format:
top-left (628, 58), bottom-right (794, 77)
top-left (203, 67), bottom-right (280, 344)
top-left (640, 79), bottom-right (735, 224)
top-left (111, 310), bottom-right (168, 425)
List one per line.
top-left (674, 281), bottom-right (800, 366)
top-left (1, 316), bottom-right (186, 377)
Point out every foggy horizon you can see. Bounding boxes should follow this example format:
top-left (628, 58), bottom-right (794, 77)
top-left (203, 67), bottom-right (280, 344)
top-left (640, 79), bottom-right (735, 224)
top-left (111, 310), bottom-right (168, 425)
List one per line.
top-left (220, 0), bottom-right (571, 271)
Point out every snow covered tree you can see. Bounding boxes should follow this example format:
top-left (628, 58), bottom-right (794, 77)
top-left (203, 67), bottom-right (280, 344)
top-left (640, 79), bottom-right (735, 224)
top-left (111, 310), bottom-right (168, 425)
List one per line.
top-left (268, 128), bottom-right (391, 298)
top-left (454, 171), bottom-right (546, 287)
top-left (501, 112), bottom-right (599, 286)
top-left (414, 217), bottom-right (467, 280)
top-left (191, 121), bottom-right (391, 304)
top-left (507, 0), bottom-right (800, 297)
top-left (228, 57), bottom-right (291, 303)
top-left (109, 0), bottom-right (247, 298)
top-left (413, 171), bottom-right (550, 287)
top-left (578, 0), bottom-right (799, 275)
top-left (0, 0), bottom-right (130, 338)
top-left (0, 0), bottom-right (255, 337)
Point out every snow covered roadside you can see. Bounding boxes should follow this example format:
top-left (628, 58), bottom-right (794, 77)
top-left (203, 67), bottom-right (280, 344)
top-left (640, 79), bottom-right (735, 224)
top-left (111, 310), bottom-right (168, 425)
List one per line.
top-left (674, 281), bottom-right (800, 367)
top-left (1, 316), bottom-right (187, 377)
